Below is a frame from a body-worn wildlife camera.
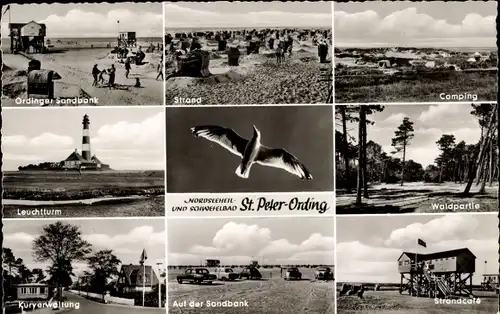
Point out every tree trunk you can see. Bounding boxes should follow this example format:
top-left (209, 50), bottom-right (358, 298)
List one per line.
top-left (464, 104), bottom-right (497, 194)
top-left (463, 157), bottom-right (468, 182)
top-left (355, 106), bottom-right (365, 205)
top-left (400, 135), bottom-right (406, 186)
top-left (488, 140), bottom-right (493, 186)
top-left (362, 115), bottom-right (368, 198)
top-left (341, 106), bottom-right (351, 193)
top-left (479, 149), bottom-right (490, 194)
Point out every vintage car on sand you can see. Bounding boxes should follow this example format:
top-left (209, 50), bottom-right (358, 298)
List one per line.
top-left (239, 267), bottom-right (262, 280)
top-left (177, 268), bottom-right (217, 284)
top-left (315, 267), bottom-right (334, 280)
top-left (284, 267), bottom-right (302, 280)
top-left (215, 267), bottom-right (240, 281)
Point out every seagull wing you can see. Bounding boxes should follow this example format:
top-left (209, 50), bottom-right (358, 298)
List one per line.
top-left (190, 125), bottom-right (248, 158)
top-left (255, 146), bottom-right (313, 180)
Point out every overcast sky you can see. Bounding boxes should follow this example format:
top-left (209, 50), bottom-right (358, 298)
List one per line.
top-left (335, 1), bottom-right (496, 47)
top-left (340, 104), bottom-right (482, 169)
top-left (165, 2), bottom-right (332, 29)
top-left (2, 108), bottom-right (164, 171)
top-left (3, 218), bottom-right (165, 280)
top-left (336, 214), bottom-right (497, 285)
top-left (1, 3), bottom-right (162, 38)
top-left (168, 217), bottom-right (334, 266)
top-left (166, 106), bottom-right (333, 193)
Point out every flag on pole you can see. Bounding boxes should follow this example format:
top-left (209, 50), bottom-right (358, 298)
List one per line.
top-left (140, 249), bottom-right (148, 263)
top-left (140, 249), bottom-right (147, 306)
top-left (3, 5), bottom-right (10, 16)
top-left (417, 238), bottom-right (427, 247)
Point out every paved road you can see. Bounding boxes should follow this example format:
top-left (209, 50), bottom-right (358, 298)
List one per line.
top-left (54, 292), bottom-right (164, 314)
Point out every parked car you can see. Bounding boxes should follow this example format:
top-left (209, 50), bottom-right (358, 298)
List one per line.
top-left (284, 267), bottom-right (302, 280)
top-left (215, 267), bottom-right (239, 281)
top-left (315, 267), bottom-right (334, 280)
top-left (177, 268), bottom-right (217, 284)
top-left (239, 267), bottom-right (262, 280)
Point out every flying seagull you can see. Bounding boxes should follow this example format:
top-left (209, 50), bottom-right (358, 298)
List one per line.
top-left (190, 125), bottom-right (313, 180)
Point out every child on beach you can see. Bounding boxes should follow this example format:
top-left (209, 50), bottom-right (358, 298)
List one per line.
top-left (156, 56), bottom-right (164, 80)
top-left (125, 58), bottom-right (131, 79)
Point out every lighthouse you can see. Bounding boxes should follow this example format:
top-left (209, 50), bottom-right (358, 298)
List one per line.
top-left (82, 114), bottom-right (91, 161)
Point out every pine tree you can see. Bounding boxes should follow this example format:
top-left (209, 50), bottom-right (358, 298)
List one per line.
top-left (391, 117), bottom-right (415, 186)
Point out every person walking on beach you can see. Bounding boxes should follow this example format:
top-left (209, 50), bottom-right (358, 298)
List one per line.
top-left (156, 56), bottom-right (164, 80)
top-left (108, 64), bottom-right (116, 88)
top-left (124, 58), bottom-right (131, 79)
top-left (92, 64), bottom-right (100, 86)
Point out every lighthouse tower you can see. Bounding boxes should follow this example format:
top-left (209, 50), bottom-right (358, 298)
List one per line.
top-left (82, 114), bottom-right (91, 161)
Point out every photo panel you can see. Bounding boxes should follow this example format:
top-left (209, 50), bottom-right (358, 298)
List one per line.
top-left (164, 1), bottom-right (333, 105)
top-left (166, 105), bottom-right (334, 194)
top-left (336, 213), bottom-right (499, 314)
top-left (2, 107), bottom-right (165, 218)
top-left (2, 218), bottom-right (166, 312)
top-left (1, 3), bottom-right (163, 107)
top-left (334, 1), bottom-right (497, 103)
top-left (335, 103), bottom-right (498, 215)
top-left (167, 216), bottom-right (335, 313)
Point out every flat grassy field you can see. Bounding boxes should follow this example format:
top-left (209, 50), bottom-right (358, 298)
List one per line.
top-left (337, 290), bottom-right (498, 314)
top-left (334, 69), bottom-right (497, 103)
top-left (167, 267), bottom-right (334, 314)
top-left (336, 182), bottom-right (498, 214)
top-left (3, 170), bottom-right (165, 217)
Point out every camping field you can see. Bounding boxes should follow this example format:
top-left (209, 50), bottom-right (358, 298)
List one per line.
top-left (167, 267), bottom-right (334, 314)
top-left (335, 182), bottom-right (498, 214)
top-left (2, 170), bottom-right (165, 217)
top-left (334, 48), bottom-right (498, 103)
top-left (337, 290), bottom-right (498, 314)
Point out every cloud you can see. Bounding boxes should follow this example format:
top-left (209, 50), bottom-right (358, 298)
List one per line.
top-left (176, 222), bottom-right (334, 265)
top-left (382, 113), bottom-right (407, 126)
top-left (29, 133), bottom-right (74, 147)
top-left (1, 9), bottom-right (162, 38)
top-left (384, 215), bottom-right (479, 247)
top-left (84, 225), bottom-right (165, 249)
top-left (93, 112), bottom-right (164, 148)
top-left (4, 232), bottom-right (35, 246)
top-left (165, 3), bottom-right (331, 28)
top-left (42, 9), bottom-right (162, 38)
top-left (3, 135), bottom-right (28, 147)
top-left (335, 8), bottom-right (495, 46)
top-left (189, 222), bottom-right (272, 257)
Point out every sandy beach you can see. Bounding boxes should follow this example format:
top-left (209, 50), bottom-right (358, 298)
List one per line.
top-left (2, 42), bottom-right (163, 106)
top-left (165, 34), bottom-right (332, 105)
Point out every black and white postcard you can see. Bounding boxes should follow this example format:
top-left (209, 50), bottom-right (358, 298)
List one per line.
top-left (1, 3), bottom-right (163, 107)
top-left (164, 1), bottom-right (332, 105)
top-left (336, 214), bottom-right (498, 314)
top-left (167, 217), bottom-right (334, 313)
top-left (2, 108), bottom-right (165, 218)
top-left (335, 103), bottom-right (498, 214)
top-left (334, 1), bottom-right (497, 103)
top-left (2, 218), bottom-right (166, 312)
top-left (166, 106), bottom-right (334, 193)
